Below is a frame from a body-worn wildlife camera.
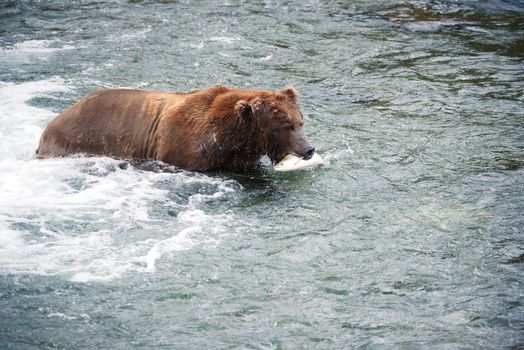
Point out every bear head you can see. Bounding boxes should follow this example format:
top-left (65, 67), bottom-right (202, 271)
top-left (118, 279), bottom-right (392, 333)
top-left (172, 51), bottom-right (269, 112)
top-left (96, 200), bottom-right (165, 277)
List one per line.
top-left (235, 87), bottom-right (315, 165)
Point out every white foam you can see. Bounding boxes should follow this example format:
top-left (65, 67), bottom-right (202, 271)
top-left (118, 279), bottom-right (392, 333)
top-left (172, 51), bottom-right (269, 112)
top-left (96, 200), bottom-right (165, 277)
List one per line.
top-left (209, 36), bottom-right (241, 44)
top-left (0, 79), bottom-right (237, 282)
top-left (143, 199), bottom-right (234, 273)
top-left (116, 27), bottom-right (152, 40)
top-left (189, 41), bottom-right (205, 49)
top-left (12, 40), bottom-right (69, 53)
top-left (0, 78), bottom-right (69, 160)
top-left (0, 40), bottom-right (76, 63)
top-left (47, 312), bottom-right (78, 320)
top-left (259, 54), bottom-right (273, 61)
top-left (144, 226), bottom-right (200, 273)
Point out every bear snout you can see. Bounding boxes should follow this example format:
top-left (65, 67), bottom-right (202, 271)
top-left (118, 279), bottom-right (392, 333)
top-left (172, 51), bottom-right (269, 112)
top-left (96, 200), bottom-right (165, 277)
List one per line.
top-left (303, 145), bottom-right (315, 160)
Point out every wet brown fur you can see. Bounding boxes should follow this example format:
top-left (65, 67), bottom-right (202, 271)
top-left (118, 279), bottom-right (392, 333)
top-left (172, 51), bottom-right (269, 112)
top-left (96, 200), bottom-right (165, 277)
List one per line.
top-left (36, 86), bottom-right (313, 172)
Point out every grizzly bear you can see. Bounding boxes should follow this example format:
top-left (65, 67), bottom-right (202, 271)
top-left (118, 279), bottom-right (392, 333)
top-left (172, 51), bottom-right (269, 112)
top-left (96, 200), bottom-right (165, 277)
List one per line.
top-left (36, 86), bottom-right (315, 172)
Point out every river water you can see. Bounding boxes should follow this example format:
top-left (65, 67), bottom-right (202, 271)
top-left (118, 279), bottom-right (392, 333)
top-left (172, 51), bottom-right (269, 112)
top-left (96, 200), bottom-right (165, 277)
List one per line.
top-left (0, 1), bottom-right (523, 349)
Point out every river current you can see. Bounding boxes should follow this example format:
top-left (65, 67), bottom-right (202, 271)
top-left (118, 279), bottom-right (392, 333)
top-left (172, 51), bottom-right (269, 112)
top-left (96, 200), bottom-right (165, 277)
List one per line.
top-left (0, 1), bottom-right (523, 349)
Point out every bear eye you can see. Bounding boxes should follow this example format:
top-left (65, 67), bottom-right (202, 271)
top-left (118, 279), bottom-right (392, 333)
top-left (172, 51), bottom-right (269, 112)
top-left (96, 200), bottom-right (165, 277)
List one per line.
top-left (284, 125), bottom-right (294, 131)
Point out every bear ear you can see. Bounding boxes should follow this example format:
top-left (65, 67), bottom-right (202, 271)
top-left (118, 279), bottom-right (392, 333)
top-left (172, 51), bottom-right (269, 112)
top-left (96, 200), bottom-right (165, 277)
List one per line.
top-left (235, 100), bottom-right (253, 119)
top-left (280, 86), bottom-right (299, 102)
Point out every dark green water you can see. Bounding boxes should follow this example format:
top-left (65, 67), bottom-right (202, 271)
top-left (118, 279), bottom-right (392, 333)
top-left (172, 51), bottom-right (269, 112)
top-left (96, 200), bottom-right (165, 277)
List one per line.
top-left (0, 1), bottom-right (523, 349)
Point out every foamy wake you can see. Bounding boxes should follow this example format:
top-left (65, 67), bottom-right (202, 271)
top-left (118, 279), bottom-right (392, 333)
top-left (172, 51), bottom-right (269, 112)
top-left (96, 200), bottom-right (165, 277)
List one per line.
top-left (0, 79), bottom-right (237, 282)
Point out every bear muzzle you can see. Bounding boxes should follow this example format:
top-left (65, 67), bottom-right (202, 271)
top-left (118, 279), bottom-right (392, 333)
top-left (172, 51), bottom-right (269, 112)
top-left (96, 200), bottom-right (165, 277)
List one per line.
top-left (302, 145), bottom-right (316, 160)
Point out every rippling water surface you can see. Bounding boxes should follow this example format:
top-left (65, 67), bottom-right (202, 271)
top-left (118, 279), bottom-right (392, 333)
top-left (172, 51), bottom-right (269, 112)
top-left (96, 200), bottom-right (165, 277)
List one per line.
top-left (1, 1), bottom-right (523, 349)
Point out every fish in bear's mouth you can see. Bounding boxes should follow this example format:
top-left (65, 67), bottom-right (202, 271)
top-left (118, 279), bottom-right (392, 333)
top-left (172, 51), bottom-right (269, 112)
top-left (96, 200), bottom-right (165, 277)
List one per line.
top-left (273, 153), bottom-right (324, 172)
